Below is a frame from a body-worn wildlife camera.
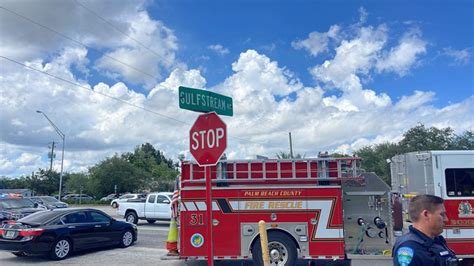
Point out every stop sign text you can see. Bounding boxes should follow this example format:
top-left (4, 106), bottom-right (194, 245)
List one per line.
top-left (189, 112), bottom-right (227, 166)
top-left (191, 128), bottom-right (225, 150)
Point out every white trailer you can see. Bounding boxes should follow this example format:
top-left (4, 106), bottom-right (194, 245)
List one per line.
top-left (390, 150), bottom-right (474, 258)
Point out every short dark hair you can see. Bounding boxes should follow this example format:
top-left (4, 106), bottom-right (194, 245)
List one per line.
top-left (408, 194), bottom-right (444, 222)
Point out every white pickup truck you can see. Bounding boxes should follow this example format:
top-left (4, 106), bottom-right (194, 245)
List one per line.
top-left (117, 192), bottom-right (172, 224)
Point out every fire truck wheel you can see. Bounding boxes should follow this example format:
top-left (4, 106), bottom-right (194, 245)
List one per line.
top-left (252, 231), bottom-right (297, 266)
top-left (125, 211), bottom-right (138, 224)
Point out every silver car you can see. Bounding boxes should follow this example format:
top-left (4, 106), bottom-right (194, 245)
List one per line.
top-left (110, 193), bottom-right (145, 208)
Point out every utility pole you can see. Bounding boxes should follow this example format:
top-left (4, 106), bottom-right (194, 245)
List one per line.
top-left (48, 141), bottom-right (56, 172)
top-left (36, 110), bottom-right (66, 201)
top-left (289, 132), bottom-right (294, 159)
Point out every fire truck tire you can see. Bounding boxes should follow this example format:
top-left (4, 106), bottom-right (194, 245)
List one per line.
top-left (125, 211), bottom-right (138, 224)
top-left (252, 231), bottom-right (297, 266)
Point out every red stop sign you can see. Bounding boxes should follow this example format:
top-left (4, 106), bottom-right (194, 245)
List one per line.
top-left (189, 112), bottom-right (227, 166)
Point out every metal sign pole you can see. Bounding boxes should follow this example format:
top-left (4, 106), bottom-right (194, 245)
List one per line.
top-left (205, 166), bottom-right (213, 266)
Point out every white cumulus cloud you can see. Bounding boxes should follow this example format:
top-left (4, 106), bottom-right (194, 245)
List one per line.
top-left (292, 25), bottom-right (340, 57)
top-left (208, 44), bottom-right (230, 56)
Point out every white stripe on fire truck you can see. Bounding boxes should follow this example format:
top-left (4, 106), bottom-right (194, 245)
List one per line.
top-left (195, 201), bottom-right (206, 210)
top-left (182, 201), bottom-right (220, 211)
top-left (306, 200), bottom-right (342, 239)
top-left (229, 201), bottom-right (239, 210)
top-left (227, 199), bottom-right (341, 238)
top-left (184, 201), bottom-right (197, 211)
top-left (444, 228), bottom-right (474, 239)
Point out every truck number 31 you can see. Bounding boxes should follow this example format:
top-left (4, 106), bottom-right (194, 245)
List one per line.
top-left (189, 214), bottom-right (204, 225)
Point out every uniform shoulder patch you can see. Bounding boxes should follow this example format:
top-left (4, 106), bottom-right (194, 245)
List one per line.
top-left (397, 246), bottom-right (414, 266)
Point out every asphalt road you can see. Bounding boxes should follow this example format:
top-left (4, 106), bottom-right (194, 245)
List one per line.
top-left (0, 205), bottom-right (386, 265)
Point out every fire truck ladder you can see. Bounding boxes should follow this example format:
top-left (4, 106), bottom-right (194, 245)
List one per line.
top-left (184, 157), bottom-right (363, 185)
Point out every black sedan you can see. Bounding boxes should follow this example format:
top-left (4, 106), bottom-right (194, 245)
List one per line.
top-left (0, 208), bottom-right (137, 260)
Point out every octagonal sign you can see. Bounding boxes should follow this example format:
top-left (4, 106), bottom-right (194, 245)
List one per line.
top-left (189, 112), bottom-right (227, 166)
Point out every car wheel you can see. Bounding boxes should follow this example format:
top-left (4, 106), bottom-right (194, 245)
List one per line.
top-left (252, 231), bottom-right (297, 266)
top-left (146, 219), bottom-right (156, 224)
top-left (119, 230), bottom-right (134, 248)
top-left (125, 211), bottom-right (138, 224)
top-left (112, 202), bottom-right (118, 208)
top-left (11, 251), bottom-right (27, 257)
top-left (50, 238), bottom-right (72, 260)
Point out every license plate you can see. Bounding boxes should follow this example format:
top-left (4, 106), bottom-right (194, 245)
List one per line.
top-left (4, 230), bottom-right (16, 239)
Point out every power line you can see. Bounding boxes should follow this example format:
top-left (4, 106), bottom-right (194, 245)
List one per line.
top-left (0, 6), bottom-right (158, 81)
top-left (0, 55), bottom-right (255, 144)
top-left (74, 0), bottom-right (176, 68)
top-left (0, 55), bottom-right (186, 125)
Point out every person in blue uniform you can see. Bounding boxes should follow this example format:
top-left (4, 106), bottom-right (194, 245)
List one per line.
top-left (393, 194), bottom-right (460, 266)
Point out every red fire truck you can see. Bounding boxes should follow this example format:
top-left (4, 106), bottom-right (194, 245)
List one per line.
top-left (176, 151), bottom-right (473, 265)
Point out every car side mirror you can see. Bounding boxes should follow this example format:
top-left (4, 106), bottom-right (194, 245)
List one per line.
top-left (163, 199), bottom-right (170, 204)
top-left (34, 203), bottom-right (39, 208)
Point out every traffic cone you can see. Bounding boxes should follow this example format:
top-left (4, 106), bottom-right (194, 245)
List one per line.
top-left (165, 218), bottom-right (179, 256)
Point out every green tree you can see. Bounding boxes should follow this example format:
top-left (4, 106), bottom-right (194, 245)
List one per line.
top-left (0, 176), bottom-right (28, 189)
top-left (399, 123), bottom-right (455, 152)
top-left (356, 142), bottom-right (402, 184)
top-left (64, 172), bottom-right (91, 194)
top-left (24, 169), bottom-right (64, 196)
top-left (89, 155), bottom-right (149, 197)
top-left (451, 130), bottom-right (474, 149)
top-left (122, 143), bottom-right (179, 189)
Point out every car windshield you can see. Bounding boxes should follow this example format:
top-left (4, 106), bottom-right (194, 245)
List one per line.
top-left (0, 198), bottom-right (36, 210)
top-left (40, 196), bottom-right (59, 203)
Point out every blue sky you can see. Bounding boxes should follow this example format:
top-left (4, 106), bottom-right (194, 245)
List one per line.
top-left (145, 0), bottom-right (473, 105)
top-left (0, 0), bottom-right (473, 177)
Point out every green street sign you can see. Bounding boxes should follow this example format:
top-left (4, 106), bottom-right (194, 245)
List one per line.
top-left (179, 86), bottom-right (233, 116)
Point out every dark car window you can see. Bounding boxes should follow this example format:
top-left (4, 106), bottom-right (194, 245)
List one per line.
top-left (148, 195), bottom-right (156, 203)
top-left (88, 211), bottom-right (111, 223)
top-left (63, 211), bottom-right (88, 224)
top-left (156, 195), bottom-right (168, 204)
